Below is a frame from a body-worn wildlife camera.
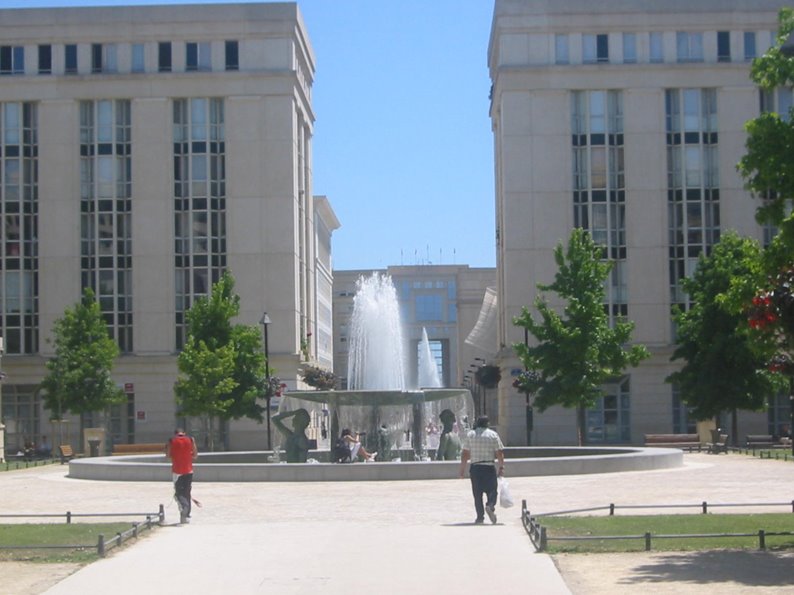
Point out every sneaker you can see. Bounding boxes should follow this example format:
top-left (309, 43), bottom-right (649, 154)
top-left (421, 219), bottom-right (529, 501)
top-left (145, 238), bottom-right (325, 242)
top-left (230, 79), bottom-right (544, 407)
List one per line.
top-left (485, 505), bottom-right (497, 524)
top-left (180, 512), bottom-right (189, 524)
top-left (474, 518), bottom-right (484, 525)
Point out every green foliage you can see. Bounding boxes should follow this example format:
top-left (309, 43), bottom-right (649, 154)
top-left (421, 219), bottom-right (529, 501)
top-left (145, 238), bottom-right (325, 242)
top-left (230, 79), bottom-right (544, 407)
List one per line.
top-left (300, 364), bottom-right (336, 390)
top-left (738, 8), bottom-right (794, 382)
top-left (174, 272), bottom-right (267, 423)
top-left (668, 233), bottom-right (782, 420)
top-left (513, 229), bottom-right (649, 441)
top-left (40, 288), bottom-right (125, 417)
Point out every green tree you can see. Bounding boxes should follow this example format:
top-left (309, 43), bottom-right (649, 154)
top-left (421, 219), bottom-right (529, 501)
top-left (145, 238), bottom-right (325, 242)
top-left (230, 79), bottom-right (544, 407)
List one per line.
top-left (40, 288), bottom-right (125, 424)
top-left (667, 233), bottom-right (782, 443)
top-left (738, 8), bottom-right (794, 439)
top-left (513, 228), bottom-right (649, 445)
top-left (174, 272), bottom-right (267, 450)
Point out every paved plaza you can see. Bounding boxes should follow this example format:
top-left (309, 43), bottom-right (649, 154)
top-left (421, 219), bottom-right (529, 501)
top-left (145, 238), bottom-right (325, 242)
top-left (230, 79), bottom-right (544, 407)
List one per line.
top-left (2, 452), bottom-right (794, 594)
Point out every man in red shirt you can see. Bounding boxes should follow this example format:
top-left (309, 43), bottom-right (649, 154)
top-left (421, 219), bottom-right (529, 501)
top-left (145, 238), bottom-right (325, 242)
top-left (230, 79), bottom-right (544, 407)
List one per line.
top-left (165, 429), bottom-right (197, 524)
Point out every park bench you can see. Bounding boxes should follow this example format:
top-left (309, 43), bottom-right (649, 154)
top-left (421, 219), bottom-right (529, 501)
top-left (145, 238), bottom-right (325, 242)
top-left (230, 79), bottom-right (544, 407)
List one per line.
top-left (643, 433), bottom-right (701, 451)
top-left (58, 444), bottom-right (75, 464)
top-left (111, 443), bottom-right (164, 456)
top-left (745, 434), bottom-right (777, 449)
top-left (706, 432), bottom-right (729, 454)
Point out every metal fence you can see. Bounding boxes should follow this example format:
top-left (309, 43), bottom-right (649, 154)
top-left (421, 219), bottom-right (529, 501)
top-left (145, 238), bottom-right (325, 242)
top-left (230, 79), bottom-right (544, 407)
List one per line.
top-left (0, 505), bottom-right (164, 558)
top-left (522, 499), bottom-right (794, 552)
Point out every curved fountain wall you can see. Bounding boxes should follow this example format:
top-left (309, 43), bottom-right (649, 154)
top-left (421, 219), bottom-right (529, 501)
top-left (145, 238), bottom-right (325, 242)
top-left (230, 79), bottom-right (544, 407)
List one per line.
top-left (68, 447), bottom-right (683, 482)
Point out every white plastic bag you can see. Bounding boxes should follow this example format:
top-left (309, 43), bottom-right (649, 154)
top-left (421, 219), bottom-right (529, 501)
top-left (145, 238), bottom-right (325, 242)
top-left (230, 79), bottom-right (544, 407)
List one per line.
top-left (498, 476), bottom-right (514, 508)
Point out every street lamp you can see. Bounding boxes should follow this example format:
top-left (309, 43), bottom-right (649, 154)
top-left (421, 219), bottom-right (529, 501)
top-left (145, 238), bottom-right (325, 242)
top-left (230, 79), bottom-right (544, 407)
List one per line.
top-left (259, 312), bottom-right (272, 450)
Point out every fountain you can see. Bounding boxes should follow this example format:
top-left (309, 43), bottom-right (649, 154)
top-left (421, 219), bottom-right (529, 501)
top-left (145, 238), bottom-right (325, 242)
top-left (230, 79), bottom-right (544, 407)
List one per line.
top-left (282, 273), bottom-right (469, 461)
top-left (67, 273), bottom-right (684, 481)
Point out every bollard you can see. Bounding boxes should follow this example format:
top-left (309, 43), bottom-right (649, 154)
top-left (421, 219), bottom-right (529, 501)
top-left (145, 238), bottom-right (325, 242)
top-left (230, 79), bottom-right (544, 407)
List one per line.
top-left (133, 522), bottom-right (139, 538)
top-left (539, 526), bottom-right (547, 551)
top-left (98, 534), bottom-right (105, 557)
top-left (66, 511), bottom-right (72, 524)
top-left (702, 501), bottom-right (708, 514)
top-left (758, 529), bottom-right (766, 550)
top-left (645, 532), bottom-right (652, 551)
top-left (609, 503), bottom-right (615, 516)
top-left (158, 504), bottom-right (165, 524)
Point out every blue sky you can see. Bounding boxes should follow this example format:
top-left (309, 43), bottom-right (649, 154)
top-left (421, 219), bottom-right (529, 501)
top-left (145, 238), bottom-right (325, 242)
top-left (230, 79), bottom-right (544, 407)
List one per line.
top-left (1, 0), bottom-right (497, 271)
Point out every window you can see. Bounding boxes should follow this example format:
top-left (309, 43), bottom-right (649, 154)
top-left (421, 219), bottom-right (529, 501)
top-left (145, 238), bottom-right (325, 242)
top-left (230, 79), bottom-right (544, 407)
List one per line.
top-left (650, 32), bottom-right (663, 63)
top-left (38, 44), bottom-right (51, 74)
top-left (571, 90), bottom-right (627, 322)
top-left (173, 98), bottom-right (226, 348)
top-left (131, 44), bottom-right (145, 73)
top-left (91, 44), bottom-right (117, 74)
top-left (583, 34), bottom-right (609, 63)
top-left (186, 42), bottom-right (211, 72)
top-left (622, 33), bottom-right (636, 63)
top-left (80, 100), bottom-right (133, 352)
top-left (555, 34), bottom-right (569, 64)
top-left (0, 46), bottom-right (24, 75)
top-left (415, 294), bottom-right (443, 321)
top-left (586, 377), bottom-right (631, 443)
top-left (666, 88), bottom-right (720, 314)
top-left (65, 44), bottom-right (77, 74)
top-left (0, 102), bottom-right (39, 354)
top-left (717, 31), bottom-right (731, 62)
top-left (158, 42), bottom-right (171, 72)
top-left (744, 31), bottom-right (757, 61)
top-left (225, 40), bottom-right (239, 71)
top-left (676, 32), bottom-right (704, 62)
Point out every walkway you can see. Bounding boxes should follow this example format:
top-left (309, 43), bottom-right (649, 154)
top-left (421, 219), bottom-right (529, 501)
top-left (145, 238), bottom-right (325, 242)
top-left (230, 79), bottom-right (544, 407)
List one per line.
top-left (1, 453), bottom-right (794, 594)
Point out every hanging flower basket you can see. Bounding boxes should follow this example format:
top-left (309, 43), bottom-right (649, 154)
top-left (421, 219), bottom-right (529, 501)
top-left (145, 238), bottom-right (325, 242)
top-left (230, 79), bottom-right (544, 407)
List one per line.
top-left (476, 364), bottom-right (501, 389)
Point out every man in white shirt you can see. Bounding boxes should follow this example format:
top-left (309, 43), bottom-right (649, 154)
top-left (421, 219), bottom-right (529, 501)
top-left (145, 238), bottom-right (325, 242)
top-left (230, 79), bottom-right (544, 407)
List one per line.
top-left (459, 416), bottom-right (505, 524)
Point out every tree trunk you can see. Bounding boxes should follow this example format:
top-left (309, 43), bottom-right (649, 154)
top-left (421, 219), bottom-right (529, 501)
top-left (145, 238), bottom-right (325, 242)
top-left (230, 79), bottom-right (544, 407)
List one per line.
top-left (731, 409), bottom-right (739, 447)
top-left (576, 405), bottom-right (586, 446)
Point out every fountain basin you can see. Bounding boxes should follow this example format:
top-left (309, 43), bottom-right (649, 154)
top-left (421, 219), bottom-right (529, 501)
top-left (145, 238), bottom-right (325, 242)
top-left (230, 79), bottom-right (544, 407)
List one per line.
top-left (67, 447), bottom-right (682, 482)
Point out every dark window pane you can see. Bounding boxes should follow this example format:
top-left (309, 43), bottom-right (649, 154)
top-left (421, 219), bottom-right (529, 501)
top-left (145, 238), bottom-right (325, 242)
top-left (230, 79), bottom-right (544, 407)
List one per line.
top-left (38, 44), bottom-right (51, 74)
top-left (158, 42), bottom-right (171, 72)
top-left (225, 40), bottom-right (239, 71)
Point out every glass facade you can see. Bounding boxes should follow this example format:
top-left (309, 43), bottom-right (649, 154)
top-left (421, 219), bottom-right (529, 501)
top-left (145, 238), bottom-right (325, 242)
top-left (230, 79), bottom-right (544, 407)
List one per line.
top-left (571, 90), bottom-right (627, 321)
top-left (666, 88), bottom-right (719, 315)
top-left (586, 377), bottom-right (631, 443)
top-left (173, 98), bottom-right (226, 348)
top-left (0, 101), bottom-right (38, 354)
top-left (80, 99), bottom-right (133, 352)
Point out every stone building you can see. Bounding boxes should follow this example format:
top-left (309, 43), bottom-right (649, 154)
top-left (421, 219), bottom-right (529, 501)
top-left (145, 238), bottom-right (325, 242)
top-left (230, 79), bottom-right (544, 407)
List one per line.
top-left (0, 3), bottom-right (336, 453)
top-left (489, 0), bottom-right (789, 445)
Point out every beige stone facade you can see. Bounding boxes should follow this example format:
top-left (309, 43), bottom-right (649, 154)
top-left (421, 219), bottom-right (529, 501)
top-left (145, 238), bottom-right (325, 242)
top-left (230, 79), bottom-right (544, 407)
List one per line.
top-left (489, 0), bottom-right (789, 445)
top-left (0, 3), bottom-right (336, 453)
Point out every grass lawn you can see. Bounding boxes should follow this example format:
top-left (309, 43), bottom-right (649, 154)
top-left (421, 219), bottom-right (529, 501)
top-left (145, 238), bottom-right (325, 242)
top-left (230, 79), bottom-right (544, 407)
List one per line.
top-left (539, 513), bottom-right (794, 553)
top-left (0, 523), bottom-right (138, 563)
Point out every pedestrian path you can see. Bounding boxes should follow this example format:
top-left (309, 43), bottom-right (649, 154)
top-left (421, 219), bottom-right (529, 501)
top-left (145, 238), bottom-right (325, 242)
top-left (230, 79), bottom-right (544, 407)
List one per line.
top-left (2, 453), bottom-right (793, 594)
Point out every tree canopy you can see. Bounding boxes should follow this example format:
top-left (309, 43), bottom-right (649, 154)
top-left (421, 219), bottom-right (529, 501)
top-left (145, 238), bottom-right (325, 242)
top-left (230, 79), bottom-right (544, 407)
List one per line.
top-left (667, 233), bottom-right (782, 437)
top-left (737, 7), bottom-right (794, 387)
top-left (513, 228), bottom-right (649, 444)
top-left (174, 273), bottom-right (267, 434)
top-left (40, 288), bottom-right (125, 417)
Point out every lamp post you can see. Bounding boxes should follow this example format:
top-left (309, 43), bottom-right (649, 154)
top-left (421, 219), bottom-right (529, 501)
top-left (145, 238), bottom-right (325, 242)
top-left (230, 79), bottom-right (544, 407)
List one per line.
top-left (468, 363), bottom-right (481, 417)
top-left (259, 312), bottom-right (272, 450)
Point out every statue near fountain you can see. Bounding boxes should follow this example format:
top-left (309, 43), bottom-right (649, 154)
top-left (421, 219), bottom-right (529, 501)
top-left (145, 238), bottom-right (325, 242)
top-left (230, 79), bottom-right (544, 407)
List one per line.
top-left (272, 408), bottom-right (311, 463)
top-left (435, 409), bottom-right (462, 461)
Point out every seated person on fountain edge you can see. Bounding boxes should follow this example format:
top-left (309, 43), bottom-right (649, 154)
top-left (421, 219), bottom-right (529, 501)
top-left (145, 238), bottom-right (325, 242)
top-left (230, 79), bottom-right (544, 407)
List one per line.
top-left (336, 428), bottom-right (377, 462)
